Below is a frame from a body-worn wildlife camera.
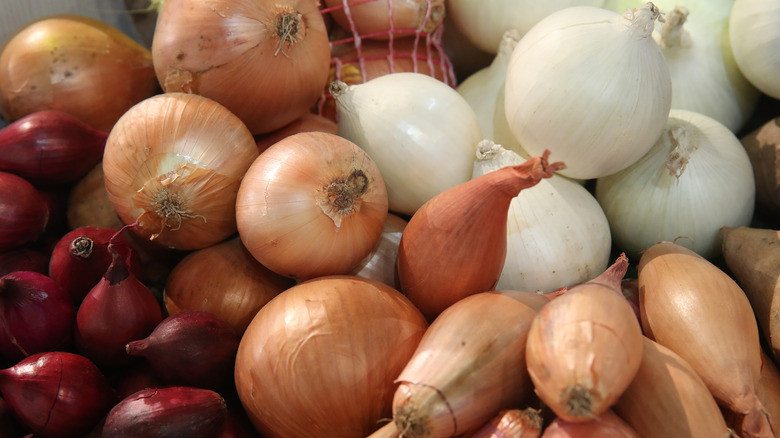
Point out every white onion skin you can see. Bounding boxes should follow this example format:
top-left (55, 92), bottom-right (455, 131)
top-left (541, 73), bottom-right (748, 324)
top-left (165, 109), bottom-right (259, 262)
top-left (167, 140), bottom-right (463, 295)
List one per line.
top-left (236, 131), bottom-right (388, 281)
top-left (103, 92), bottom-right (259, 250)
top-left (234, 275), bottom-right (428, 438)
top-left (152, 0), bottom-right (331, 134)
top-left (729, 0), bottom-right (780, 100)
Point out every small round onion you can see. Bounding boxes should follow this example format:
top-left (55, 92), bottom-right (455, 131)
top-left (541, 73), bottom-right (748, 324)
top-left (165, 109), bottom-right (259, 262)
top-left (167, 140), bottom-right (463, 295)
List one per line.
top-left (321, 0), bottom-right (445, 39)
top-left (236, 131), bottom-right (388, 281)
top-left (103, 92), bottom-right (259, 250)
top-left (0, 14), bottom-right (159, 132)
top-left (234, 275), bottom-right (428, 438)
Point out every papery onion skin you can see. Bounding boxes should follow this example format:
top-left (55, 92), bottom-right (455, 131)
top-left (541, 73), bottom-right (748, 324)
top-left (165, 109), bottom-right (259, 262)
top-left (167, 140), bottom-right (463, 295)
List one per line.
top-left (0, 171), bottom-right (50, 252)
top-left (103, 92), bottom-right (259, 250)
top-left (637, 242), bottom-right (773, 437)
top-left (163, 237), bottom-right (295, 335)
top-left (234, 275), bottom-right (428, 438)
top-left (152, 0), bottom-right (331, 135)
top-left (0, 14), bottom-right (159, 132)
top-left (350, 212), bottom-right (407, 289)
top-left (540, 410), bottom-right (640, 438)
top-left (740, 117), bottom-right (780, 215)
top-left (236, 131), bottom-right (388, 281)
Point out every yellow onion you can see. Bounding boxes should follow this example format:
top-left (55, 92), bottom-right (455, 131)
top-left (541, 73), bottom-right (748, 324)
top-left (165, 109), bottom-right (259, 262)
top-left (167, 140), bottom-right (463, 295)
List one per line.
top-left (381, 292), bottom-right (537, 438)
top-left (234, 275), bottom-right (428, 438)
top-left (152, 0), bottom-right (331, 134)
top-left (103, 92), bottom-right (259, 250)
top-left (163, 237), bottom-right (295, 334)
top-left (525, 255), bottom-right (643, 422)
top-left (321, 0), bottom-right (445, 39)
top-left (637, 241), bottom-right (773, 437)
top-left (236, 131), bottom-right (388, 281)
top-left (466, 408), bottom-right (543, 438)
top-left (0, 14), bottom-right (158, 132)
top-left (613, 337), bottom-right (732, 438)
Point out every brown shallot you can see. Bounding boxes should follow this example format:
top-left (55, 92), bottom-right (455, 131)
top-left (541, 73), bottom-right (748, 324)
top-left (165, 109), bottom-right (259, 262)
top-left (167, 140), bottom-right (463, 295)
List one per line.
top-left (525, 254), bottom-right (643, 422)
top-left (397, 150), bottom-right (562, 320)
top-left (638, 241), bottom-right (773, 438)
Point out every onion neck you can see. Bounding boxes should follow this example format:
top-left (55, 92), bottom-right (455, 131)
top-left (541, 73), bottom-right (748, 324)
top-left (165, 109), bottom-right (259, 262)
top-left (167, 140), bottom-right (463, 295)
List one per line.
top-left (659, 7), bottom-right (692, 50)
top-left (665, 125), bottom-right (699, 179)
top-left (495, 29), bottom-right (521, 64)
top-left (623, 2), bottom-right (662, 40)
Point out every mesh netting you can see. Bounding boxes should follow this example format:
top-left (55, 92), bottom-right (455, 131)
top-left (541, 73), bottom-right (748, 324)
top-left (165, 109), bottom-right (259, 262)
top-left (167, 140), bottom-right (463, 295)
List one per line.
top-left (316, 0), bottom-right (456, 120)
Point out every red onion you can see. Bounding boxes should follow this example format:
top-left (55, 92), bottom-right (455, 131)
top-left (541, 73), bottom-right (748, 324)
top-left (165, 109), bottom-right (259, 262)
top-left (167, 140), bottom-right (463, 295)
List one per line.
top-left (74, 233), bottom-right (163, 367)
top-left (101, 386), bottom-right (228, 438)
top-left (0, 247), bottom-right (49, 277)
top-left (0, 351), bottom-right (116, 438)
top-left (0, 171), bottom-right (50, 252)
top-left (0, 110), bottom-right (108, 186)
top-left (126, 310), bottom-right (240, 390)
top-left (0, 271), bottom-right (75, 363)
top-left (0, 395), bottom-right (27, 437)
top-left (48, 225), bottom-right (138, 304)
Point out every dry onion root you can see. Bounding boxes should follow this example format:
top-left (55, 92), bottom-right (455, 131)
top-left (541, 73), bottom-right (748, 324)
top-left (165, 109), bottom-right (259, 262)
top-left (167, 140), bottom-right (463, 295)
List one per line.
top-left (638, 241), bottom-right (773, 438)
top-left (525, 254), bottom-right (643, 423)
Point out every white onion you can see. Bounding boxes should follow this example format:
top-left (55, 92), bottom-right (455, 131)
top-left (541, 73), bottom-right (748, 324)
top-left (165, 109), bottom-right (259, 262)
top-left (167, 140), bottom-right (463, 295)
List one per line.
top-left (729, 0), bottom-right (780, 100)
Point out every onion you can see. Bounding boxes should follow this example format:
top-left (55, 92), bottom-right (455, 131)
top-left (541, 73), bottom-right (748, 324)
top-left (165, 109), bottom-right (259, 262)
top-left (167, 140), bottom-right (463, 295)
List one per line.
top-left (0, 271), bottom-right (75, 363)
top-left (125, 311), bottom-right (240, 390)
top-left (48, 226), bottom-right (138, 304)
top-left (66, 162), bottom-right (125, 230)
top-left (0, 14), bottom-right (159, 132)
top-left (74, 233), bottom-right (164, 367)
top-left (318, 35), bottom-right (455, 121)
top-left (465, 408), bottom-right (543, 438)
top-left (0, 248), bottom-right (49, 277)
top-left (540, 410), bottom-right (639, 437)
top-left (612, 337), bottom-right (732, 438)
top-left (721, 226), bottom-right (780, 362)
top-left (102, 386), bottom-right (228, 438)
top-left (234, 275), bottom-right (428, 437)
top-left (254, 112), bottom-right (338, 153)
top-left (350, 212), bottom-right (407, 289)
top-left (397, 151), bottom-right (562, 320)
top-left (503, 3), bottom-right (672, 179)
top-left (637, 241), bottom-right (773, 437)
top-left (0, 351), bottom-right (116, 438)
top-left (321, 0), bottom-right (445, 39)
top-left (525, 255), bottom-right (642, 422)
top-left (374, 291), bottom-right (537, 438)
top-left (163, 237), bottom-right (295, 334)
top-left (729, 0), bottom-right (780, 100)
top-left (152, 0), bottom-right (331, 134)
top-left (236, 131), bottom-right (388, 281)
top-left (103, 92), bottom-right (259, 250)
top-left (0, 110), bottom-right (108, 186)
top-left (0, 171), bottom-right (50, 252)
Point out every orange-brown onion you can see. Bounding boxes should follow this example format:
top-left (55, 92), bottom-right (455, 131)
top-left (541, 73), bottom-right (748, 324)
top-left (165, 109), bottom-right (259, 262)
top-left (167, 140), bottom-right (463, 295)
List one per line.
top-left (317, 34), bottom-right (454, 121)
top-left (234, 275), bottom-right (428, 438)
top-left (637, 242), bottom-right (773, 437)
top-left (236, 131), bottom-right (388, 281)
top-left (254, 112), bottom-right (338, 154)
top-left (0, 14), bottom-right (159, 132)
top-left (103, 92), bottom-right (259, 250)
top-left (321, 0), bottom-right (445, 39)
top-left (152, 0), bottom-right (331, 135)
top-left (163, 237), bottom-right (295, 335)
top-left (390, 292), bottom-right (537, 437)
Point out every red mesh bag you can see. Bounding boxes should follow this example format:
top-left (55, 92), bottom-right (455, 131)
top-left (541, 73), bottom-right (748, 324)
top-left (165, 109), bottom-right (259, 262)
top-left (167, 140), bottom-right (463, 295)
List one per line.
top-left (317, 0), bottom-right (456, 121)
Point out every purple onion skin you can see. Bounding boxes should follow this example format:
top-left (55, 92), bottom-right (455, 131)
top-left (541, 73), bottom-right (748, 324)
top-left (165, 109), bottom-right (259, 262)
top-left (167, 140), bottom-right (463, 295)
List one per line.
top-left (126, 310), bottom-right (240, 390)
top-left (0, 172), bottom-right (50, 252)
top-left (0, 271), bottom-right (75, 363)
top-left (0, 110), bottom-right (108, 186)
top-left (102, 386), bottom-right (228, 438)
top-left (0, 351), bottom-right (116, 438)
